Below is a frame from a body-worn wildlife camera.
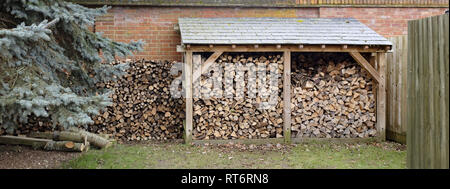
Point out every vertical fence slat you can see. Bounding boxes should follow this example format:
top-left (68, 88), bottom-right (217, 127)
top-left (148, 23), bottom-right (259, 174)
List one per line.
top-left (400, 35), bottom-right (408, 144)
top-left (441, 14), bottom-right (449, 169)
top-left (431, 16), bottom-right (439, 168)
top-left (407, 14), bottom-right (449, 169)
top-left (386, 35), bottom-right (408, 144)
top-left (406, 20), bottom-right (414, 168)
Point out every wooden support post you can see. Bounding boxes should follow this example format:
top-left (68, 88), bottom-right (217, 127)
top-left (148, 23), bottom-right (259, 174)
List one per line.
top-left (369, 53), bottom-right (377, 67)
top-left (370, 53), bottom-right (377, 116)
top-left (283, 50), bottom-right (291, 143)
top-left (184, 51), bottom-right (193, 144)
top-left (376, 52), bottom-right (387, 141)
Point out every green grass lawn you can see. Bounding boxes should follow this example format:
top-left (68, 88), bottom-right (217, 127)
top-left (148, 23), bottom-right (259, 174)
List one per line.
top-left (62, 141), bottom-right (406, 169)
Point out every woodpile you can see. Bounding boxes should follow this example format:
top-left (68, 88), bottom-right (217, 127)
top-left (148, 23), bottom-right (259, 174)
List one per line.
top-left (193, 53), bottom-right (284, 140)
top-left (91, 59), bottom-right (185, 141)
top-left (7, 116), bottom-right (61, 136)
top-left (1, 59), bottom-right (185, 142)
top-left (290, 53), bottom-right (377, 138)
top-left (1, 53), bottom-right (378, 142)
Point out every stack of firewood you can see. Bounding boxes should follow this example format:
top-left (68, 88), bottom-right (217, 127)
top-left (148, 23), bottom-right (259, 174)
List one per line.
top-left (3, 116), bottom-right (59, 136)
top-left (290, 53), bottom-right (377, 138)
top-left (1, 53), bottom-right (377, 141)
top-left (1, 60), bottom-right (185, 141)
top-left (193, 53), bottom-right (284, 140)
top-left (90, 60), bottom-right (185, 141)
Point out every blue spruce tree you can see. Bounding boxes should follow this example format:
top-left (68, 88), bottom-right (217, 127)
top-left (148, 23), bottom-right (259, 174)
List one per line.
top-left (0, 0), bottom-right (144, 133)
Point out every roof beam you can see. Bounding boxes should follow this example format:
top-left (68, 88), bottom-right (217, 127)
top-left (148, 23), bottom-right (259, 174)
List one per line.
top-left (184, 44), bottom-right (389, 53)
top-left (192, 51), bottom-right (224, 82)
top-left (349, 51), bottom-right (381, 83)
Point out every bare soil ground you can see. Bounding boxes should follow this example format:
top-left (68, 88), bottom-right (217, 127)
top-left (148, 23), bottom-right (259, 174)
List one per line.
top-left (0, 144), bottom-right (80, 169)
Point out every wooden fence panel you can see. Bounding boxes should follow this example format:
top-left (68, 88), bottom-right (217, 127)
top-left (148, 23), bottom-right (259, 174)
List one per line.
top-left (386, 35), bottom-right (408, 144)
top-left (407, 14), bottom-right (449, 169)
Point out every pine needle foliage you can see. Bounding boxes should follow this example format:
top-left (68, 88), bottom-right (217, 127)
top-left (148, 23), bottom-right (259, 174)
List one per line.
top-left (0, 0), bottom-right (144, 133)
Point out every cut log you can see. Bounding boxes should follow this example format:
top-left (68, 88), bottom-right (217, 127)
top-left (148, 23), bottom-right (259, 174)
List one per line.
top-left (29, 131), bottom-right (93, 150)
top-left (29, 131), bottom-right (85, 142)
top-left (0, 135), bottom-right (87, 152)
top-left (67, 127), bottom-right (111, 149)
top-left (43, 141), bottom-right (86, 152)
top-left (0, 135), bottom-right (51, 149)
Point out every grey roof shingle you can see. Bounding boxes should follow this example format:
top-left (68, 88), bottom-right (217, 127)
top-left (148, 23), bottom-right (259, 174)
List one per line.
top-left (178, 17), bottom-right (392, 46)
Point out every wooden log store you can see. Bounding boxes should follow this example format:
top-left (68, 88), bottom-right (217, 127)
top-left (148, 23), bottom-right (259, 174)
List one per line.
top-left (176, 18), bottom-right (392, 144)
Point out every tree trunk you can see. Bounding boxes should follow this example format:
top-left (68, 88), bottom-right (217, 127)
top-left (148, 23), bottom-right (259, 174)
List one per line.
top-left (29, 131), bottom-right (85, 142)
top-left (0, 135), bottom-right (51, 149)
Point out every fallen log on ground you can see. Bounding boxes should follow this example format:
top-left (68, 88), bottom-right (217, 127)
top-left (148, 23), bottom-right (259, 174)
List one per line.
top-left (67, 127), bottom-right (112, 149)
top-left (29, 131), bottom-right (85, 143)
top-left (0, 135), bottom-right (87, 152)
top-left (43, 141), bottom-right (87, 152)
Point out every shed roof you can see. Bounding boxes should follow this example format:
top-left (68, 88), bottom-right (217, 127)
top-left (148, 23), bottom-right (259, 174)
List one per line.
top-left (178, 17), bottom-right (392, 46)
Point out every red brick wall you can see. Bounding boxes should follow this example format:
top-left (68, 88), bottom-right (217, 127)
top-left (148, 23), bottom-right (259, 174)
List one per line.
top-left (320, 7), bottom-right (448, 37)
top-left (94, 6), bottom-right (447, 61)
top-left (95, 7), bottom-right (319, 61)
